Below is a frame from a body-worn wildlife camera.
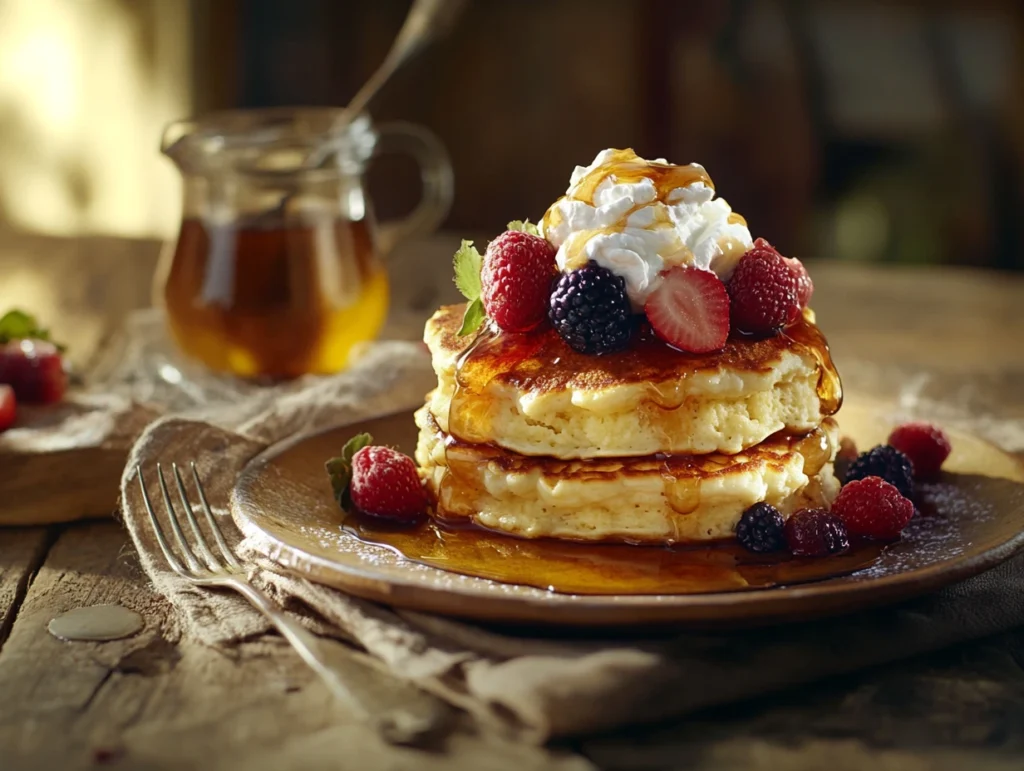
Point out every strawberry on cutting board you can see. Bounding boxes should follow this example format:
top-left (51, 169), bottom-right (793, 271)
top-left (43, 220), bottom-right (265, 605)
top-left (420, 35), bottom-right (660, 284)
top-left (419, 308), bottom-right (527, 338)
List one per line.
top-left (0, 385), bottom-right (16, 432)
top-left (0, 310), bottom-right (68, 405)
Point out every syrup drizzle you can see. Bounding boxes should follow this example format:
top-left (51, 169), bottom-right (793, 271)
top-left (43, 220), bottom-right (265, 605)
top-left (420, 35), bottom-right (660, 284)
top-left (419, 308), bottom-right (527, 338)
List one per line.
top-left (444, 312), bottom-right (843, 454)
top-left (538, 148), bottom-right (745, 271)
top-left (439, 308), bottom-right (842, 543)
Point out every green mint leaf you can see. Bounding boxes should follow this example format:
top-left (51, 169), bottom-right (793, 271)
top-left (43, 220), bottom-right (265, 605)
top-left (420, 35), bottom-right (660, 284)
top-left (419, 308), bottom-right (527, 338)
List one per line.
top-left (325, 456), bottom-right (353, 510)
top-left (453, 239), bottom-right (483, 301)
top-left (325, 432), bottom-right (374, 511)
top-left (0, 310), bottom-right (38, 340)
top-left (507, 219), bottom-right (541, 236)
top-left (0, 309), bottom-right (66, 351)
top-left (457, 297), bottom-right (486, 337)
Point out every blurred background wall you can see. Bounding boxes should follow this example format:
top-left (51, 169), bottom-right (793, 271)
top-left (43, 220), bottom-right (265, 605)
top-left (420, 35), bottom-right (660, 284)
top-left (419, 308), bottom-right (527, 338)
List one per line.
top-left (0, 0), bottom-right (1022, 270)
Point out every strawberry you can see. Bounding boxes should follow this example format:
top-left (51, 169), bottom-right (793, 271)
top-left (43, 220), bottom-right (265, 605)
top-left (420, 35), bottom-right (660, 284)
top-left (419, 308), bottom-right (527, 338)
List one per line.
top-left (832, 476), bottom-right (914, 540)
top-left (325, 433), bottom-right (427, 523)
top-left (887, 422), bottom-right (952, 480)
top-left (480, 230), bottom-right (557, 332)
top-left (0, 385), bottom-right (15, 432)
top-left (784, 256), bottom-right (814, 308)
top-left (644, 266), bottom-right (730, 353)
top-left (0, 339), bottom-right (67, 404)
top-left (728, 238), bottom-right (801, 336)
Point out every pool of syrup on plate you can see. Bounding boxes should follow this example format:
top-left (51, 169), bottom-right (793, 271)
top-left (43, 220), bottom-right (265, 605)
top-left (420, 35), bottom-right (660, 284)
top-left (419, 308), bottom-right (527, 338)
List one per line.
top-left (341, 512), bottom-right (884, 595)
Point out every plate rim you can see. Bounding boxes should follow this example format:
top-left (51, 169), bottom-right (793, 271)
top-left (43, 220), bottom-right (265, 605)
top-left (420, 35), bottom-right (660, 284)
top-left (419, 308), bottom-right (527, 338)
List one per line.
top-left (230, 406), bottom-right (1024, 626)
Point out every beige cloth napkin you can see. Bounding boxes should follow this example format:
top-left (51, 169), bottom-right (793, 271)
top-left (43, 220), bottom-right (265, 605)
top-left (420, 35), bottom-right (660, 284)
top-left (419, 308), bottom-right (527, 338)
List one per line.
top-left (118, 341), bottom-right (1024, 743)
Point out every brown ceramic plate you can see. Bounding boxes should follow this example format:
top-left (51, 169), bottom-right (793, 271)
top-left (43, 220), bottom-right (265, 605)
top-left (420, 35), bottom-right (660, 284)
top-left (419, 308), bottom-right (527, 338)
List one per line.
top-left (231, 396), bottom-right (1024, 628)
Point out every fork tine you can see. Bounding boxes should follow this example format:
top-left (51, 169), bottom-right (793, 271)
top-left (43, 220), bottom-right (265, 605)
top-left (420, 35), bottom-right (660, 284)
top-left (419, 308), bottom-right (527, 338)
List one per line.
top-left (137, 465), bottom-right (189, 577)
top-left (191, 462), bottom-right (242, 568)
top-left (171, 463), bottom-right (221, 570)
top-left (156, 463), bottom-right (203, 572)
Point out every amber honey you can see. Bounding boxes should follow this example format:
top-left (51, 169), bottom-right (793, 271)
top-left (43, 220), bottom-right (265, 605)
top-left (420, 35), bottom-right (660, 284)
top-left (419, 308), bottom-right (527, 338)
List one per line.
top-left (540, 149), bottom-right (749, 270)
top-left (163, 215), bottom-right (388, 379)
top-left (342, 512), bottom-right (884, 595)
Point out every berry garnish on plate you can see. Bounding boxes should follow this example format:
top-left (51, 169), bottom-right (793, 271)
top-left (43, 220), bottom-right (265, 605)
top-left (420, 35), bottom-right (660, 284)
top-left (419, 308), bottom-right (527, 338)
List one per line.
top-left (0, 385), bottom-right (16, 433)
top-left (784, 508), bottom-right (850, 557)
top-left (727, 238), bottom-right (801, 337)
top-left (887, 422), bottom-right (951, 480)
top-left (644, 266), bottom-right (730, 353)
top-left (550, 262), bottom-right (632, 354)
top-left (452, 221), bottom-right (557, 336)
top-left (736, 502), bottom-right (786, 553)
top-left (844, 445), bottom-right (915, 500)
top-left (325, 433), bottom-right (427, 523)
top-left (832, 476), bottom-right (914, 540)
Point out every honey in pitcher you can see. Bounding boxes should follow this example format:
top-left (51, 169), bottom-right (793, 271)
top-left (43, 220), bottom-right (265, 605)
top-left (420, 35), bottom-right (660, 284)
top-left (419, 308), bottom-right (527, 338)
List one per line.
top-left (163, 213), bottom-right (389, 379)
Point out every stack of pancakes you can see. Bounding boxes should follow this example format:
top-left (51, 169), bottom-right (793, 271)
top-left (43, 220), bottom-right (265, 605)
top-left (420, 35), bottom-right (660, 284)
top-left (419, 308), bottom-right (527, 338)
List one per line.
top-left (415, 304), bottom-right (843, 544)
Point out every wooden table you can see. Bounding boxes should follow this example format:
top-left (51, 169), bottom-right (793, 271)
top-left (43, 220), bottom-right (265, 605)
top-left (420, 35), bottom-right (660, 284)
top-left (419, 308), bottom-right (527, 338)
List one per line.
top-left (2, 228), bottom-right (1024, 771)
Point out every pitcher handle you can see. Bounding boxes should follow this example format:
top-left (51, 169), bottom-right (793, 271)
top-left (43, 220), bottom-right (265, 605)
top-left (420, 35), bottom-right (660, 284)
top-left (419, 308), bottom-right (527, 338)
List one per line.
top-left (372, 122), bottom-right (454, 255)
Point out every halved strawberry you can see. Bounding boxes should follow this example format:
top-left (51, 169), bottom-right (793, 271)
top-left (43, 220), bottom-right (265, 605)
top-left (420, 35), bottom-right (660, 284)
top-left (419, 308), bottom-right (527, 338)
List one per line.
top-left (0, 385), bottom-right (16, 432)
top-left (644, 266), bottom-right (730, 353)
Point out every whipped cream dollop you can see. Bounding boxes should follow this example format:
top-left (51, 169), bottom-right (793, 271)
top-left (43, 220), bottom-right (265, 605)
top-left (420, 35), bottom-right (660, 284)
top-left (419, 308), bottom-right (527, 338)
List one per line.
top-left (540, 148), bottom-right (753, 309)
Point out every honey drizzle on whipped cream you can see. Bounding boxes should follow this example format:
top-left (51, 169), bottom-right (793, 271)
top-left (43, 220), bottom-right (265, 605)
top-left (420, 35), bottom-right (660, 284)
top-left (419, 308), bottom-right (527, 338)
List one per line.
top-left (540, 149), bottom-right (718, 271)
top-left (556, 148), bottom-right (714, 209)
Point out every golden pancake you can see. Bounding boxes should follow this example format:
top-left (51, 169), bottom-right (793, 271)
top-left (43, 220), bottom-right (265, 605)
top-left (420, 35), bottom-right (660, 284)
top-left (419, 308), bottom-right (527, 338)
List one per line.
top-left (425, 304), bottom-right (841, 459)
top-left (415, 405), bottom-right (840, 544)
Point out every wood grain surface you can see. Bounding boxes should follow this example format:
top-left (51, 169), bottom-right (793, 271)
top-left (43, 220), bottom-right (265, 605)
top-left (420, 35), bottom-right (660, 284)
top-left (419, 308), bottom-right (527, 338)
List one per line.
top-left (1, 228), bottom-right (1023, 770)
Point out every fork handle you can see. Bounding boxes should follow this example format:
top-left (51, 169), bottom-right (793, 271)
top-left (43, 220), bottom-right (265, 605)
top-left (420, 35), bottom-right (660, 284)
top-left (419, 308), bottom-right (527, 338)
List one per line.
top-left (229, 580), bottom-right (372, 713)
top-left (227, 578), bottom-right (441, 743)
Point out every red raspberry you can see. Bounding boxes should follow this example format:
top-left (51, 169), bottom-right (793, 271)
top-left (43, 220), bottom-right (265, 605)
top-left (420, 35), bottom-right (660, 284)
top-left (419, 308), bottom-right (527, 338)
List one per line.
top-left (783, 256), bottom-right (814, 308)
top-left (727, 238), bottom-right (801, 336)
top-left (784, 508), bottom-right (850, 557)
top-left (832, 476), bottom-right (914, 540)
top-left (887, 422), bottom-right (952, 480)
top-left (481, 230), bottom-right (557, 332)
top-left (350, 446), bottom-right (428, 522)
top-left (0, 385), bottom-right (15, 432)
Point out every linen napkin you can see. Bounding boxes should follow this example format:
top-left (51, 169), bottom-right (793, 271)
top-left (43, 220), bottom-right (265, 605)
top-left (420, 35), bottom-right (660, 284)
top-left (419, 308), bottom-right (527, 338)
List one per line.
top-left (117, 340), bottom-right (1024, 742)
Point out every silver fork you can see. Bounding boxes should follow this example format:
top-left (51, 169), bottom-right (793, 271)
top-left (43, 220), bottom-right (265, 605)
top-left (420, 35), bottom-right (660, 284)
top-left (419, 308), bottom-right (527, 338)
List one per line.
top-left (137, 462), bottom-right (444, 745)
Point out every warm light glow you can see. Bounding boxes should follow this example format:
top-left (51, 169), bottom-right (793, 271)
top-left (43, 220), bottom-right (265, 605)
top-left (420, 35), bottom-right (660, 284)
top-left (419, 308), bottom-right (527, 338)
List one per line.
top-left (0, 0), bottom-right (192, 238)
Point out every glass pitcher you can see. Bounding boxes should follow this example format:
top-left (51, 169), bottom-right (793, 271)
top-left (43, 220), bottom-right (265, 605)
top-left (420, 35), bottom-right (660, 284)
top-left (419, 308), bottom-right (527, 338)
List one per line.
top-left (155, 108), bottom-right (453, 379)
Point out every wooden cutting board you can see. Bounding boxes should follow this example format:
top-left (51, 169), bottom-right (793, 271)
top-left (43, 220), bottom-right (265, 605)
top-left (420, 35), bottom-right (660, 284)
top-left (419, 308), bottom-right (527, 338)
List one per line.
top-left (0, 392), bottom-right (159, 525)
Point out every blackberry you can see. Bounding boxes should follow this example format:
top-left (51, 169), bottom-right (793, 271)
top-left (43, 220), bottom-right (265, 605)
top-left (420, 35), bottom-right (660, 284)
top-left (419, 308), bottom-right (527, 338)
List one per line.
top-left (784, 509), bottom-right (850, 557)
top-left (549, 263), bottom-right (633, 354)
top-left (735, 502), bottom-right (786, 553)
top-left (844, 445), bottom-right (915, 499)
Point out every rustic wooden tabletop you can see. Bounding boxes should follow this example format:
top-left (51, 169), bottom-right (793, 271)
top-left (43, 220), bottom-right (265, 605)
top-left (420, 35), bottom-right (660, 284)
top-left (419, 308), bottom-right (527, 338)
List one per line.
top-left (1, 227), bottom-right (1023, 771)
